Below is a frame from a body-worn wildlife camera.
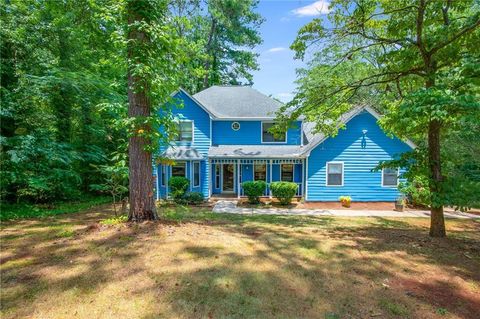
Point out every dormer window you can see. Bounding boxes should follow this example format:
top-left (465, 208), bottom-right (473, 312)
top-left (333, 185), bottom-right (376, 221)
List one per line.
top-left (174, 120), bottom-right (193, 142)
top-left (262, 122), bottom-right (286, 143)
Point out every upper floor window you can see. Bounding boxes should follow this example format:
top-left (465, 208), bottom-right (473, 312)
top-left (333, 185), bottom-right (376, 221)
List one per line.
top-left (175, 120), bottom-right (193, 142)
top-left (262, 122), bottom-right (286, 143)
top-left (326, 162), bottom-right (343, 186)
top-left (382, 168), bottom-right (399, 187)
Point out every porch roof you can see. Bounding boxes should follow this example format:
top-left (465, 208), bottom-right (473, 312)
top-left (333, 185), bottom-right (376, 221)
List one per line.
top-left (208, 145), bottom-right (305, 158)
top-left (161, 146), bottom-right (204, 160)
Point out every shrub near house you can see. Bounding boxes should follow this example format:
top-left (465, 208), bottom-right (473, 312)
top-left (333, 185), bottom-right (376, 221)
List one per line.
top-left (270, 182), bottom-right (298, 205)
top-left (242, 181), bottom-right (267, 204)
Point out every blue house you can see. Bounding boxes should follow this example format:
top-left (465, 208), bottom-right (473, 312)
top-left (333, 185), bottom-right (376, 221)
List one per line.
top-left (155, 86), bottom-right (414, 202)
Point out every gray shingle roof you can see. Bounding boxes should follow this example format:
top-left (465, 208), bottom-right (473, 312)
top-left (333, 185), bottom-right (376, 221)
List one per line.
top-left (162, 146), bottom-right (204, 160)
top-left (193, 86), bottom-right (283, 119)
top-left (209, 145), bottom-right (306, 158)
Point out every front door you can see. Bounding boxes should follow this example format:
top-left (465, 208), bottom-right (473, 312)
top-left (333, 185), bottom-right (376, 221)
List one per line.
top-left (222, 164), bottom-right (234, 192)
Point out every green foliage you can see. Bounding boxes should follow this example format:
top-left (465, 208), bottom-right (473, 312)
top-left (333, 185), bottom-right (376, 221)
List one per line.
top-left (0, 196), bottom-right (110, 221)
top-left (89, 153), bottom-right (128, 215)
top-left (169, 176), bottom-right (190, 202)
top-left (242, 180), bottom-right (266, 204)
top-left (270, 182), bottom-right (298, 205)
top-left (100, 215), bottom-right (128, 225)
top-left (183, 192), bottom-right (205, 205)
top-left (169, 0), bottom-right (264, 92)
top-left (399, 177), bottom-right (431, 207)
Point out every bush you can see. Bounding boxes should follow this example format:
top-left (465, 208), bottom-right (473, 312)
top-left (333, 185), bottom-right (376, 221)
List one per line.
top-left (169, 176), bottom-right (189, 202)
top-left (270, 182), bottom-right (298, 205)
top-left (398, 176), bottom-right (430, 207)
top-left (242, 180), bottom-right (267, 204)
top-left (183, 192), bottom-right (204, 205)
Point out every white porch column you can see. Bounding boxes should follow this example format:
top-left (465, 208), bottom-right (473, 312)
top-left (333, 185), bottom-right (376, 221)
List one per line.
top-left (237, 159), bottom-right (240, 199)
top-left (269, 159), bottom-right (272, 198)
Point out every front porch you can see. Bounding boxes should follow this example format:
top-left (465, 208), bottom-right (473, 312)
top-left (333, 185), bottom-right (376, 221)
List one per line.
top-left (210, 158), bottom-right (305, 198)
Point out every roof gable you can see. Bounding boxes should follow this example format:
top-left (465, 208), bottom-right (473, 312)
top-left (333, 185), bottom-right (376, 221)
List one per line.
top-left (302, 106), bottom-right (416, 154)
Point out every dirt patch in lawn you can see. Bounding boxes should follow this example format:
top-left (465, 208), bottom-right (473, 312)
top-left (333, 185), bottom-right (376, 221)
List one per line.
top-left (1, 205), bottom-right (479, 319)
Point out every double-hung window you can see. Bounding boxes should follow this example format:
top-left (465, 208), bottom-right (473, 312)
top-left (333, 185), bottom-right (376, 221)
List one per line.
top-left (382, 168), bottom-right (399, 187)
top-left (261, 122), bottom-right (286, 143)
top-left (281, 164), bottom-right (294, 182)
top-left (175, 120), bottom-right (193, 142)
top-left (254, 164), bottom-right (267, 181)
top-left (172, 162), bottom-right (186, 177)
top-left (326, 162), bottom-right (343, 186)
top-left (193, 161), bottom-right (200, 187)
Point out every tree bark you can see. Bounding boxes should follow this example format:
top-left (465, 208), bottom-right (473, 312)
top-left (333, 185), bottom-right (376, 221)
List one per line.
top-left (428, 119), bottom-right (445, 237)
top-left (425, 68), bottom-right (445, 237)
top-left (126, 0), bottom-right (157, 222)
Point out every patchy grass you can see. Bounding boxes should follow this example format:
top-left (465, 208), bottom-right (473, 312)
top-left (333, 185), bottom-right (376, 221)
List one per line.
top-left (0, 196), bottom-right (110, 221)
top-left (1, 205), bottom-right (479, 319)
top-left (100, 214), bottom-right (128, 225)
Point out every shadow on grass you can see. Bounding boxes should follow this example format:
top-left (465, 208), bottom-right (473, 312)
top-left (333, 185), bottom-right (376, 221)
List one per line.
top-left (1, 206), bottom-right (479, 319)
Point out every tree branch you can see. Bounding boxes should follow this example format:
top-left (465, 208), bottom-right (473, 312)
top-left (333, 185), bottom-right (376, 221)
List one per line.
top-left (429, 17), bottom-right (480, 55)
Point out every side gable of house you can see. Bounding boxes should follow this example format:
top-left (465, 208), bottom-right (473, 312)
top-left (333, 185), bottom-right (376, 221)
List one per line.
top-left (161, 89), bottom-right (212, 155)
top-left (306, 110), bottom-right (413, 201)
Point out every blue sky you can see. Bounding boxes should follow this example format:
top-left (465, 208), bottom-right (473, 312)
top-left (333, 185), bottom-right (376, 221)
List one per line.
top-left (251, 1), bottom-right (330, 103)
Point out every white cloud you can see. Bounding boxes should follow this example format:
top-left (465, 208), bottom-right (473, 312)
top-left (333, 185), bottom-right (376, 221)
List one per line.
top-left (291, 1), bottom-right (330, 17)
top-left (266, 47), bottom-right (287, 53)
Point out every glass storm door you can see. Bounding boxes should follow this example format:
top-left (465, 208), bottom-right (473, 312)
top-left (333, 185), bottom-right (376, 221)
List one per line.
top-left (222, 164), bottom-right (234, 192)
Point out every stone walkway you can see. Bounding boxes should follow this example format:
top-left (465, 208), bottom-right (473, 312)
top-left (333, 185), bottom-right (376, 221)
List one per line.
top-left (212, 200), bottom-right (479, 219)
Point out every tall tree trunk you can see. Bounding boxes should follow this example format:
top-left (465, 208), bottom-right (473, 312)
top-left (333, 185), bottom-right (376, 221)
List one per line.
top-left (425, 72), bottom-right (445, 237)
top-left (428, 119), bottom-right (445, 237)
top-left (126, 0), bottom-right (157, 222)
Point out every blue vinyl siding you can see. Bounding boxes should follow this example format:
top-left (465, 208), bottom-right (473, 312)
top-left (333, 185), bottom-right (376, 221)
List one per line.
top-left (306, 111), bottom-right (412, 201)
top-left (158, 91), bottom-right (211, 198)
top-left (212, 120), bottom-right (302, 145)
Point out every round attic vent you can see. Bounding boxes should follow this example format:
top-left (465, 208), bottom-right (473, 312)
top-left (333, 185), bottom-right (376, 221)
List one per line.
top-left (231, 122), bottom-right (240, 131)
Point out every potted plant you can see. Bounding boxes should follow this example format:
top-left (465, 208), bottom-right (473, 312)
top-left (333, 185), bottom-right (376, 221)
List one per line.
top-left (339, 196), bottom-right (352, 208)
top-left (395, 196), bottom-right (406, 212)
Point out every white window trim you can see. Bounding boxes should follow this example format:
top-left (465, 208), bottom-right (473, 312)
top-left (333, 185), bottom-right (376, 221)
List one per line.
top-left (261, 122), bottom-right (287, 144)
top-left (172, 162), bottom-right (187, 177)
top-left (254, 163), bottom-right (267, 181)
top-left (326, 162), bottom-right (344, 187)
top-left (193, 161), bottom-right (201, 187)
top-left (174, 120), bottom-right (194, 143)
top-left (280, 164), bottom-right (295, 182)
top-left (381, 167), bottom-right (399, 187)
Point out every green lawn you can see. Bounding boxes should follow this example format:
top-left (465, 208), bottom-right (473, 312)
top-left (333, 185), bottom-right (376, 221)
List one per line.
top-left (1, 204), bottom-right (479, 319)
